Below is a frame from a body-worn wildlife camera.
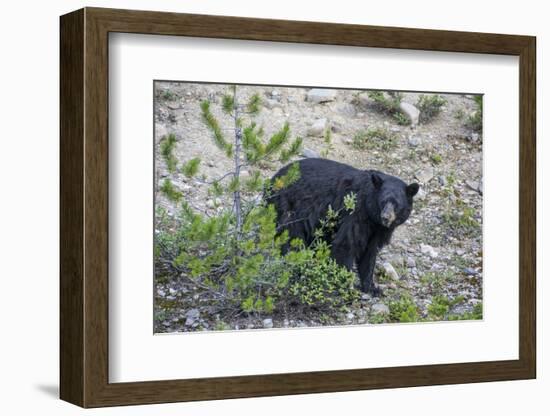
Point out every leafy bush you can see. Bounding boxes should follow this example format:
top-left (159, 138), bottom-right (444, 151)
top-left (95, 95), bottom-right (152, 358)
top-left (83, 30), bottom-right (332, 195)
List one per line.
top-left (431, 153), bottom-right (443, 165)
top-left (466, 95), bottom-right (483, 133)
top-left (420, 270), bottom-right (454, 293)
top-left (427, 295), bottom-right (466, 320)
top-left (156, 201), bottom-right (360, 316)
top-left (442, 199), bottom-right (480, 237)
top-left (285, 240), bottom-right (360, 309)
top-left (158, 89), bottom-right (177, 101)
top-left (366, 91), bottom-right (409, 125)
top-left (393, 112), bottom-right (410, 126)
top-left (159, 178), bottom-right (182, 202)
top-left (388, 294), bottom-right (419, 322)
top-left (181, 157), bottom-right (201, 178)
top-left (352, 127), bottom-right (396, 151)
top-left (367, 91), bottom-right (403, 113)
top-left (160, 133), bottom-right (178, 173)
top-left (320, 127), bottom-right (333, 158)
top-left (427, 295), bottom-right (450, 319)
top-left (448, 302), bottom-right (483, 321)
top-left (417, 94), bottom-right (446, 123)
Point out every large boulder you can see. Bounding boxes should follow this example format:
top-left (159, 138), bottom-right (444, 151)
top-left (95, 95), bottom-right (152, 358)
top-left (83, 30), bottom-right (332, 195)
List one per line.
top-left (399, 102), bottom-right (420, 126)
top-left (307, 88), bottom-right (337, 104)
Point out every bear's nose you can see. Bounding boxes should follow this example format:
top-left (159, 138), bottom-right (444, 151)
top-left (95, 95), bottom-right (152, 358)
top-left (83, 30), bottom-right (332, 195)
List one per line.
top-left (381, 202), bottom-right (396, 227)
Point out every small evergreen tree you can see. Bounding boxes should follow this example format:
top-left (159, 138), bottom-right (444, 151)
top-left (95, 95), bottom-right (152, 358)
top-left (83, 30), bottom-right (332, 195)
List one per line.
top-left (199, 86), bottom-right (303, 238)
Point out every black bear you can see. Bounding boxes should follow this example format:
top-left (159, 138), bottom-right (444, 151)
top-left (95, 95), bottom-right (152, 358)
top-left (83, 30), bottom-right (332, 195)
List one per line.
top-left (268, 158), bottom-right (419, 295)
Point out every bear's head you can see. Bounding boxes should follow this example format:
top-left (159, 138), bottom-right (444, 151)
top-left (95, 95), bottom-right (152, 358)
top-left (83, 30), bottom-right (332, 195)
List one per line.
top-left (371, 172), bottom-right (419, 228)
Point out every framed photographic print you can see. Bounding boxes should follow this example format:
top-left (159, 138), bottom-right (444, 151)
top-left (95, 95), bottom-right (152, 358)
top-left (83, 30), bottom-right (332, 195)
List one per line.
top-left (60, 7), bottom-right (536, 408)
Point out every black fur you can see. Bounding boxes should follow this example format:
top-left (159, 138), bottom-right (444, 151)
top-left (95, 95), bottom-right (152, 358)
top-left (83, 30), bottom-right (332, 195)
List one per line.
top-left (268, 158), bottom-right (419, 295)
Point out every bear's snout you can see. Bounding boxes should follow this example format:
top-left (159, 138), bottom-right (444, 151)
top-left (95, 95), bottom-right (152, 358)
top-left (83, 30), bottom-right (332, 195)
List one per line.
top-left (380, 202), bottom-right (396, 227)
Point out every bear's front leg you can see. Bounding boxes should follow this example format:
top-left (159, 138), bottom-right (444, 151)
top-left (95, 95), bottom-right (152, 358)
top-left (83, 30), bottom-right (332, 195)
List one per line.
top-left (357, 246), bottom-right (383, 296)
top-left (331, 244), bottom-right (354, 271)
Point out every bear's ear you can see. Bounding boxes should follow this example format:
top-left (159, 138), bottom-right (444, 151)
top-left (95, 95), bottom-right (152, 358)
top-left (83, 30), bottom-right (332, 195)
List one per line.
top-left (371, 173), bottom-right (383, 190)
top-left (406, 183), bottom-right (420, 197)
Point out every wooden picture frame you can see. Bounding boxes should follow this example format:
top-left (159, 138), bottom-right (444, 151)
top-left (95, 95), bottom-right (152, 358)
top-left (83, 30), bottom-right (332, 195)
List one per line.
top-left (60, 7), bottom-right (536, 408)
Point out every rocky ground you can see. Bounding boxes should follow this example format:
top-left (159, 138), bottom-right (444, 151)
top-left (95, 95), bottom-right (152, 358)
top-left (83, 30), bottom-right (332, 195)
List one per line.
top-left (153, 82), bottom-right (483, 333)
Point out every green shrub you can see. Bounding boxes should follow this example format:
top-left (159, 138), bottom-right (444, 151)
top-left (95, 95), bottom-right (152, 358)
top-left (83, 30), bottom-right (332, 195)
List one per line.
top-left (366, 91), bottom-right (409, 125)
top-left (466, 95), bottom-right (483, 133)
top-left (320, 127), bottom-right (333, 158)
top-left (181, 157), bottom-right (201, 178)
top-left (393, 112), bottom-right (410, 126)
top-left (367, 91), bottom-right (403, 113)
top-left (417, 94), bottom-right (446, 123)
top-left (442, 199), bottom-right (480, 236)
top-left (156, 201), bottom-right (360, 317)
top-left (160, 179), bottom-right (182, 202)
top-left (420, 271), bottom-right (454, 293)
top-left (427, 295), bottom-right (451, 320)
top-left (160, 133), bottom-right (178, 173)
top-left (389, 294), bottom-right (419, 322)
top-left (431, 153), bottom-right (443, 165)
top-left (285, 240), bottom-right (360, 309)
top-left (352, 127), bottom-right (396, 151)
top-left (158, 89), bottom-right (177, 101)
top-left (448, 302), bottom-right (483, 321)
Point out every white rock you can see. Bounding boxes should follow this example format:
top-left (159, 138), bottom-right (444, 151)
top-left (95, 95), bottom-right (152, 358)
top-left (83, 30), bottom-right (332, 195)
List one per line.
top-left (466, 179), bottom-right (482, 194)
top-left (406, 257), bottom-right (417, 268)
top-left (408, 135), bottom-right (421, 147)
top-left (302, 148), bottom-right (321, 158)
top-left (263, 98), bottom-right (281, 109)
top-left (420, 244), bottom-right (438, 258)
top-left (336, 103), bottom-right (356, 117)
top-left (307, 118), bottom-right (328, 136)
top-left (371, 303), bottom-right (390, 315)
top-left (382, 262), bottom-right (400, 281)
top-left (361, 293), bottom-right (371, 301)
top-left (415, 167), bottom-right (434, 184)
top-left (206, 199), bottom-right (215, 208)
top-left (415, 188), bottom-right (427, 201)
top-left (387, 254), bottom-right (404, 266)
top-left (262, 318), bottom-right (274, 329)
top-left (185, 309), bottom-right (200, 326)
top-left (399, 102), bottom-right (420, 126)
top-left (307, 88), bottom-right (337, 103)
top-left (346, 312), bottom-right (355, 321)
